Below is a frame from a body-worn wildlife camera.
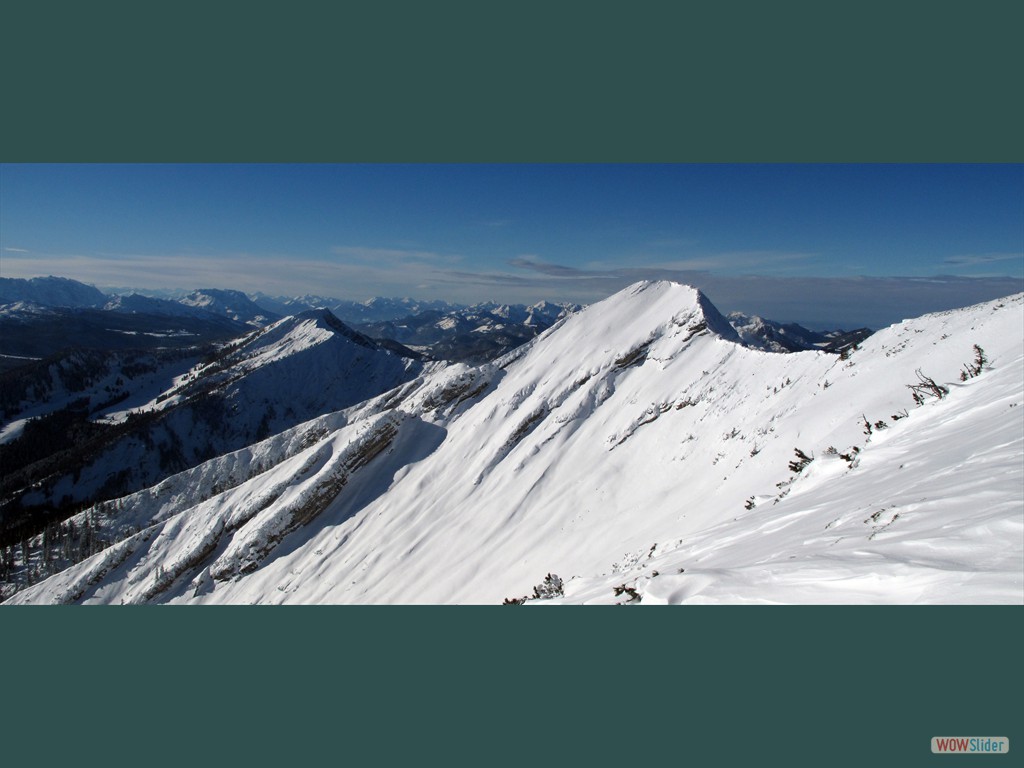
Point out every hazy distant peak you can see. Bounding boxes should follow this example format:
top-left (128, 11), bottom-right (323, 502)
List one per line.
top-left (180, 289), bottom-right (279, 326)
top-left (0, 275), bottom-right (108, 309)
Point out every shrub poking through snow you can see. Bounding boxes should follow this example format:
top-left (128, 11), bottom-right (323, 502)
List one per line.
top-left (907, 369), bottom-right (948, 405)
top-left (960, 344), bottom-right (988, 380)
top-left (503, 573), bottom-right (564, 604)
top-left (838, 446), bottom-right (860, 466)
top-left (532, 573), bottom-right (564, 600)
top-left (612, 584), bottom-right (641, 603)
top-left (788, 448), bottom-right (814, 474)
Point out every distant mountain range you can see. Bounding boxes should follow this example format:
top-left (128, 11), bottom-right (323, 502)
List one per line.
top-left (0, 276), bottom-right (108, 308)
top-left (248, 293), bottom-right (463, 324)
top-left (1, 276), bottom-right (872, 367)
top-left (727, 312), bottom-right (872, 354)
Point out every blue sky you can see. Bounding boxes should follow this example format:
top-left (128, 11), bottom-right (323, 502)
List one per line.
top-left (1, 163), bottom-right (1021, 328)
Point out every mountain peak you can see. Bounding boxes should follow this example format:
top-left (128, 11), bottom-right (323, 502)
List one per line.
top-left (180, 289), bottom-right (279, 326)
top-left (615, 280), bottom-right (742, 344)
top-left (292, 307), bottom-right (378, 345)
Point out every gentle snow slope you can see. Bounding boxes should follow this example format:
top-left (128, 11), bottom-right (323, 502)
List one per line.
top-left (9, 282), bottom-right (1022, 605)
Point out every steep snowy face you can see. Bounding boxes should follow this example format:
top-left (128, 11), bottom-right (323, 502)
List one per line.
top-left (9, 282), bottom-right (1023, 606)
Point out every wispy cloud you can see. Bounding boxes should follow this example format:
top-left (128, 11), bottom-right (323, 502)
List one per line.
top-left (3, 246), bottom-right (30, 253)
top-left (545, 250), bottom-right (820, 277)
top-left (635, 250), bottom-right (819, 274)
top-left (943, 252), bottom-right (1022, 267)
top-left (644, 237), bottom-right (700, 250)
top-left (507, 256), bottom-right (609, 278)
top-left (331, 245), bottom-right (464, 266)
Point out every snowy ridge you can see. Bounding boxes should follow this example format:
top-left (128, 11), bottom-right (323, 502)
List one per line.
top-left (8, 282), bottom-right (1022, 604)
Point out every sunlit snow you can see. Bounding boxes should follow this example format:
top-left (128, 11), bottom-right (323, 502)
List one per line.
top-left (8, 282), bottom-right (1022, 605)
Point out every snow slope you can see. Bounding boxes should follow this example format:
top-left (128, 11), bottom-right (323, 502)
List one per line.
top-left (8, 282), bottom-right (1022, 605)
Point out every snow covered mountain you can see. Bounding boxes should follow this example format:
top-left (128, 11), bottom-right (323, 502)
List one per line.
top-left (727, 311), bottom-right (872, 353)
top-left (0, 276), bottom-right (107, 309)
top-left (103, 293), bottom-right (231, 319)
top-left (338, 296), bottom-right (465, 324)
top-left (355, 300), bottom-right (582, 362)
top-left (7, 281), bottom-right (1020, 605)
top-left (0, 306), bottom-right (246, 364)
top-left (0, 309), bottom-right (425, 565)
top-left (0, 281), bottom-right (260, 366)
top-left (179, 289), bottom-right (279, 326)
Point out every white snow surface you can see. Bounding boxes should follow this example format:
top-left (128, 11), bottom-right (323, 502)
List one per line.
top-left (8, 281), bottom-right (1023, 605)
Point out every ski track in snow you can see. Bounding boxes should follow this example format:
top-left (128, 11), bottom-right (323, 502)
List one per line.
top-left (6, 282), bottom-right (1023, 605)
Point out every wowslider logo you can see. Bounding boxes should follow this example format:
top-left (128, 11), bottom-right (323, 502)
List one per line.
top-left (932, 737), bottom-right (1009, 754)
